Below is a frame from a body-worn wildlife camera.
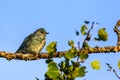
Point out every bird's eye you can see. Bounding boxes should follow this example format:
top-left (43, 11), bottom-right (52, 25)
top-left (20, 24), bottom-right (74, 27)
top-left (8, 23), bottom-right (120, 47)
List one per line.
top-left (41, 31), bottom-right (44, 33)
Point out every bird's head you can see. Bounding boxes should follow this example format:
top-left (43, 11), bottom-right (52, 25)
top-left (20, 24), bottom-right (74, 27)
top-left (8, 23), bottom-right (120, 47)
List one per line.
top-left (35, 28), bottom-right (49, 36)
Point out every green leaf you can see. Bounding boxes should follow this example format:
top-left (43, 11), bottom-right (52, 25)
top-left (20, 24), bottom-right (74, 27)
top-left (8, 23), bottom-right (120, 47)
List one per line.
top-left (46, 61), bottom-right (60, 79)
top-left (46, 42), bottom-right (57, 57)
top-left (118, 60), bottom-right (120, 69)
top-left (82, 42), bottom-right (90, 48)
top-left (75, 30), bottom-right (80, 36)
top-left (46, 59), bottom-right (53, 64)
top-left (80, 54), bottom-right (89, 60)
top-left (91, 60), bottom-right (101, 70)
top-left (78, 66), bottom-right (86, 77)
top-left (65, 49), bottom-right (75, 60)
top-left (58, 61), bottom-right (65, 70)
top-left (80, 25), bottom-right (87, 35)
top-left (48, 61), bottom-right (58, 71)
top-left (68, 40), bottom-right (74, 47)
top-left (94, 38), bottom-right (101, 41)
top-left (84, 21), bottom-right (90, 24)
top-left (69, 65), bottom-right (74, 71)
top-left (72, 66), bottom-right (86, 78)
top-left (98, 28), bottom-right (108, 41)
top-left (71, 61), bottom-right (80, 67)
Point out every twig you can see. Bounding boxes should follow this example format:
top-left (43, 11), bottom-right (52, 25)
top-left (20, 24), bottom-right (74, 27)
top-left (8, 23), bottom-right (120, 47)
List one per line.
top-left (113, 69), bottom-right (120, 79)
top-left (82, 22), bottom-right (94, 48)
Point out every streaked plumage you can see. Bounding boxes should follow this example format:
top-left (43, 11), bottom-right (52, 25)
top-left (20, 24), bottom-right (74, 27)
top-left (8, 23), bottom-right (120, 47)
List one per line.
top-left (16, 28), bottom-right (49, 54)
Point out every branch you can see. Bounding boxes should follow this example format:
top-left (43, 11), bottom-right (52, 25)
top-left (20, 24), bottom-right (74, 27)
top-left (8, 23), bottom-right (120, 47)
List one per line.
top-left (114, 20), bottom-right (120, 46)
top-left (0, 46), bottom-right (120, 61)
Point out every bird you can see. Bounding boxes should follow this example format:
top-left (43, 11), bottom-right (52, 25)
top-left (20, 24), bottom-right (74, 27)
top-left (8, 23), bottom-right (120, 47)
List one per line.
top-left (16, 28), bottom-right (49, 54)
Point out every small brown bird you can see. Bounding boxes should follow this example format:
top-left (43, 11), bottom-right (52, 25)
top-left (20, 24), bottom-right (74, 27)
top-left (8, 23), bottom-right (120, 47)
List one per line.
top-left (16, 28), bottom-right (49, 54)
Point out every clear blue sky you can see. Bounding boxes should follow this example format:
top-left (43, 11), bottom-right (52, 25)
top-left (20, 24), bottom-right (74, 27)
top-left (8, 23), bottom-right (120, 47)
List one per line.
top-left (0, 0), bottom-right (120, 80)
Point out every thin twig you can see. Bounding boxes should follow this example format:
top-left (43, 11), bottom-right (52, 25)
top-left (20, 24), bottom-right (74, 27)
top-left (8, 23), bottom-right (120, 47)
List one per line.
top-left (113, 69), bottom-right (120, 79)
top-left (82, 22), bottom-right (94, 48)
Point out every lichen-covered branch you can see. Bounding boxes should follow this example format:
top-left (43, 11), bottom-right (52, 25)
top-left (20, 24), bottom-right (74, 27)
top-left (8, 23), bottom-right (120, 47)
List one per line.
top-left (0, 46), bottom-right (120, 61)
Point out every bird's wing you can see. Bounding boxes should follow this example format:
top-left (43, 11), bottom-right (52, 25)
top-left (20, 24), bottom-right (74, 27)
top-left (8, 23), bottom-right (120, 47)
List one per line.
top-left (16, 33), bottom-right (35, 52)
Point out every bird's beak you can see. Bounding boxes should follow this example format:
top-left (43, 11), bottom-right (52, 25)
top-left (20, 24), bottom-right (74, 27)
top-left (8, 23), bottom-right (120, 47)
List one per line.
top-left (46, 32), bottom-right (49, 34)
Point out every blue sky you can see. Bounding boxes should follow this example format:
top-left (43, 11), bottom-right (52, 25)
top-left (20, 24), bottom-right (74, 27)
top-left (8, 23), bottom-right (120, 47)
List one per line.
top-left (0, 0), bottom-right (120, 80)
